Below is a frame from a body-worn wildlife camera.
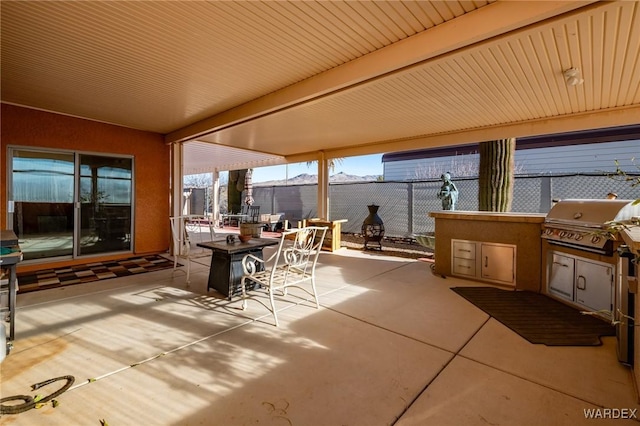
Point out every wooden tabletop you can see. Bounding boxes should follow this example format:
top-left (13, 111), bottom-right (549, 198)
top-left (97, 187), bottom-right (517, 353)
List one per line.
top-left (1, 229), bottom-right (19, 246)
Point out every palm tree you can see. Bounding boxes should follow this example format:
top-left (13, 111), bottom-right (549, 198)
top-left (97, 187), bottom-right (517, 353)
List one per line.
top-left (306, 158), bottom-right (344, 174)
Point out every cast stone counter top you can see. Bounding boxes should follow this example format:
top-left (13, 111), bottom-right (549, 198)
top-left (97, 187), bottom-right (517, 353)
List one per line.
top-left (429, 210), bottom-right (546, 223)
top-left (621, 224), bottom-right (640, 255)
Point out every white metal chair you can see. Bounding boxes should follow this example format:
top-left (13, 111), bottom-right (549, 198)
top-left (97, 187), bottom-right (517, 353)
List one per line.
top-left (184, 215), bottom-right (216, 244)
top-left (169, 215), bottom-right (216, 285)
top-left (240, 226), bottom-right (327, 326)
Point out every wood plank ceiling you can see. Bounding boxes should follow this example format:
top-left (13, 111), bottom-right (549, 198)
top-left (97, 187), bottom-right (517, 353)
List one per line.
top-left (2, 1), bottom-right (639, 173)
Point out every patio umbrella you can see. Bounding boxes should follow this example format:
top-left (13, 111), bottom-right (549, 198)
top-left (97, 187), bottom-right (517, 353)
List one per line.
top-left (244, 168), bottom-right (254, 206)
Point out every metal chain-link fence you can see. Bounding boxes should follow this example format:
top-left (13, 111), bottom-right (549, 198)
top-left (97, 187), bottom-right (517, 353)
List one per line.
top-left (240, 173), bottom-right (639, 237)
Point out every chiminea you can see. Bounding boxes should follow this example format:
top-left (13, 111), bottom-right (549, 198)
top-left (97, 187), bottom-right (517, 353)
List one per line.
top-left (362, 204), bottom-right (384, 250)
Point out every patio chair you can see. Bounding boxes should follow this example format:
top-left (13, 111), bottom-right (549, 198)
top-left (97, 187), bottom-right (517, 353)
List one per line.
top-left (239, 226), bottom-right (327, 326)
top-left (247, 205), bottom-right (260, 223)
top-left (221, 206), bottom-right (248, 227)
top-left (170, 215), bottom-right (216, 285)
top-left (184, 215), bottom-right (216, 244)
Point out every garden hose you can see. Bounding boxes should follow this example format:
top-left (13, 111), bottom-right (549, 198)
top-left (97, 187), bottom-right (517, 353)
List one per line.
top-left (0, 375), bottom-right (75, 415)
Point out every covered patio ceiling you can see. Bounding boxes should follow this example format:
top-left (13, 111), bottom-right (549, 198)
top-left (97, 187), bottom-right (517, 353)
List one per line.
top-left (2, 1), bottom-right (639, 173)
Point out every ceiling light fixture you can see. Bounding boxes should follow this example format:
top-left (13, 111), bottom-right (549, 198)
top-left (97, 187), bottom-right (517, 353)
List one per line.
top-left (564, 67), bottom-right (584, 86)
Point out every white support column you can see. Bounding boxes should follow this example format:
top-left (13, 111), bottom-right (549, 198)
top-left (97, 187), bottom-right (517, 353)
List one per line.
top-left (317, 152), bottom-right (329, 220)
top-left (211, 170), bottom-right (220, 225)
top-left (171, 143), bottom-right (184, 219)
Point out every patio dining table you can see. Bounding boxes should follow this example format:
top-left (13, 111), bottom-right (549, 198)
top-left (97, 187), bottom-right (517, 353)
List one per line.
top-left (197, 238), bottom-right (278, 300)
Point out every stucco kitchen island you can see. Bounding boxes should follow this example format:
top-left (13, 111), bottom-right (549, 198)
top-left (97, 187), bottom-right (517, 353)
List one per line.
top-left (429, 211), bottom-right (546, 291)
top-left (620, 225), bottom-right (640, 391)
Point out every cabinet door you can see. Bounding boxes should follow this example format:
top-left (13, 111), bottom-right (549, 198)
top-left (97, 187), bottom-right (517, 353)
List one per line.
top-left (575, 259), bottom-right (613, 314)
top-left (480, 243), bottom-right (515, 284)
top-left (548, 253), bottom-right (575, 301)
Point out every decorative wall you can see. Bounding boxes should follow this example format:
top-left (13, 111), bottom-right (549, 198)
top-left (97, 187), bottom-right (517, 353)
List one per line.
top-left (1, 104), bottom-right (170, 268)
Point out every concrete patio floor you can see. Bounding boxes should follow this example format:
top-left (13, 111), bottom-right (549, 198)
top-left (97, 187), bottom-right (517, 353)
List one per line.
top-left (1, 246), bottom-right (639, 425)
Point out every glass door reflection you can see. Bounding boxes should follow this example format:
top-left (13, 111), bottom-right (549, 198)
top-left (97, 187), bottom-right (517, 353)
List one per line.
top-left (78, 155), bottom-right (132, 255)
top-left (11, 150), bottom-right (75, 260)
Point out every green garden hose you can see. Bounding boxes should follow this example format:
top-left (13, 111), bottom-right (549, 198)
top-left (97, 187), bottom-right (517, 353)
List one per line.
top-left (0, 375), bottom-right (75, 415)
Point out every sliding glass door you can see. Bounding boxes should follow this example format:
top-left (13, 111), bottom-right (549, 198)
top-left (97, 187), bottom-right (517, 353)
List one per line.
top-left (11, 150), bottom-right (75, 260)
top-left (79, 155), bottom-right (133, 255)
top-left (9, 149), bottom-right (133, 261)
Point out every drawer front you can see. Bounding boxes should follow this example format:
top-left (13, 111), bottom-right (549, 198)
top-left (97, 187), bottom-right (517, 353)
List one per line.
top-left (453, 258), bottom-right (476, 276)
top-left (453, 241), bottom-right (476, 260)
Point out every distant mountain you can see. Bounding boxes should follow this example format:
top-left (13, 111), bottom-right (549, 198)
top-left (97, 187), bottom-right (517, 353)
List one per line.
top-left (330, 172), bottom-right (382, 182)
top-left (255, 172), bottom-right (381, 186)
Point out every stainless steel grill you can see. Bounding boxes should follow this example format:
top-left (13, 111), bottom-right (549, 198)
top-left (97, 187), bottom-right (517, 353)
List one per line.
top-left (542, 199), bottom-right (640, 365)
top-left (541, 199), bottom-right (640, 255)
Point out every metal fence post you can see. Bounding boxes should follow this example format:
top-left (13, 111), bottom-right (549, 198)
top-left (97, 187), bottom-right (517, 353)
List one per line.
top-left (541, 176), bottom-right (552, 211)
top-left (270, 186), bottom-right (275, 215)
top-left (408, 182), bottom-right (414, 235)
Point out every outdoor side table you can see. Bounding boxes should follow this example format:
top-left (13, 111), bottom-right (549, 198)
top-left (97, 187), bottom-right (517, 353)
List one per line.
top-left (302, 218), bottom-right (348, 252)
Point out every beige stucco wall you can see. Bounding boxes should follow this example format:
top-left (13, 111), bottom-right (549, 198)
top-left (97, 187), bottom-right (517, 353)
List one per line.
top-left (430, 211), bottom-right (546, 291)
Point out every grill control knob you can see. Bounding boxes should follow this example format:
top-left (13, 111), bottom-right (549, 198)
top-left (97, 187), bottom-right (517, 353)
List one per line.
top-left (575, 234), bottom-right (583, 241)
top-left (559, 231), bottom-right (566, 238)
top-left (591, 235), bottom-right (601, 244)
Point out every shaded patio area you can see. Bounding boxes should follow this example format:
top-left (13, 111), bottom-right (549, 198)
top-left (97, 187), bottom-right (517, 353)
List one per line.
top-left (2, 247), bottom-right (638, 425)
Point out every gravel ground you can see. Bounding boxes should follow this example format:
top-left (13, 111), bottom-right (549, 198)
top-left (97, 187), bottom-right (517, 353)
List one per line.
top-left (339, 233), bottom-right (434, 260)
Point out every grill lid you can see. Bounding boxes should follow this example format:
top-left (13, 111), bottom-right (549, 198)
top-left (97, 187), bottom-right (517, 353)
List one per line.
top-left (545, 199), bottom-right (640, 228)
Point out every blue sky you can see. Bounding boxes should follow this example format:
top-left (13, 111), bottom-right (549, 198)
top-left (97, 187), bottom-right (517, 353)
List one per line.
top-left (251, 153), bottom-right (383, 182)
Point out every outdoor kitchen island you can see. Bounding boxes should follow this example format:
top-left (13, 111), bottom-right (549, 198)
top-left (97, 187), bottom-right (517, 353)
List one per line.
top-left (620, 225), bottom-right (640, 384)
top-left (430, 211), bottom-right (546, 291)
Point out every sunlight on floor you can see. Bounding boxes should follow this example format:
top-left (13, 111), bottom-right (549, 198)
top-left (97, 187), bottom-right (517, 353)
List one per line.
top-left (2, 251), bottom-right (638, 425)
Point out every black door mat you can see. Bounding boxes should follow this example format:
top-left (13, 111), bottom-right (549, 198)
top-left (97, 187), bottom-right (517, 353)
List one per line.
top-left (451, 286), bottom-right (615, 346)
top-left (17, 254), bottom-right (178, 294)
